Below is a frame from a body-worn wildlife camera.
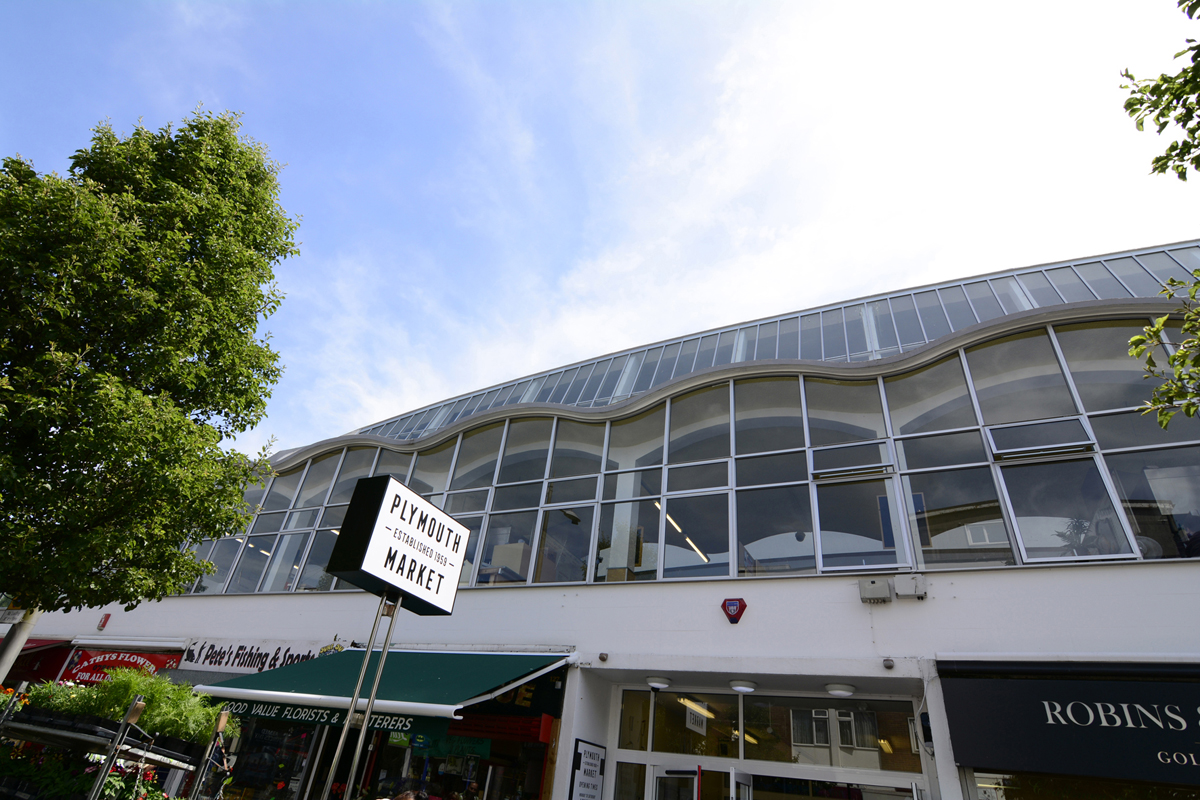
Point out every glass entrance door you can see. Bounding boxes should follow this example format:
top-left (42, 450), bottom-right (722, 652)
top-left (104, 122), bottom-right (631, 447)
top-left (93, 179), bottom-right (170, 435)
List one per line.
top-left (654, 769), bottom-right (695, 800)
top-left (731, 770), bottom-right (752, 800)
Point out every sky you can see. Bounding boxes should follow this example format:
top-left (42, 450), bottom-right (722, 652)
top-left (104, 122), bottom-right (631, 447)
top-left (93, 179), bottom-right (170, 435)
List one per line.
top-left (2, 0), bottom-right (1197, 455)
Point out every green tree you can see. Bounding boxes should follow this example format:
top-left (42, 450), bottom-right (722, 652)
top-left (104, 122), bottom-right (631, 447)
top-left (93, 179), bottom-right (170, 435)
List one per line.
top-left (0, 111), bottom-right (298, 614)
top-left (1123, 1), bottom-right (1200, 426)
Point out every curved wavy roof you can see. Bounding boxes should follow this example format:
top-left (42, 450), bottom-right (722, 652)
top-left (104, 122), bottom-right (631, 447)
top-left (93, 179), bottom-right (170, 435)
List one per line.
top-left (354, 240), bottom-right (1199, 446)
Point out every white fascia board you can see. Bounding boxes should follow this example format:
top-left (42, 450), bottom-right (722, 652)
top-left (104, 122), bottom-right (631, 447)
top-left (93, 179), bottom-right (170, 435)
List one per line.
top-left (192, 685), bottom-right (463, 720)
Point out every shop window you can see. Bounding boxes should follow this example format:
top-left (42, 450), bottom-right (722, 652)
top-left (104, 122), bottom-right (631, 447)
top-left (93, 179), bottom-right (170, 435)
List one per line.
top-left (450, 423), bottom-right (504, 490)
top-left (457, 517), bottom-right (484, 586)
top-left (251, 512), bottom-right (286, 534)
top-left (545, 476), bottom-right (597, 504)
top-left (294, 451), bottom-right (340, 508)
top-left (805, 378), bottom-right (887, 446)
top-left (744, 697), bottom-right (921, 772)
top-left (259, 531), bottom-right (310, 592)
top-left (551, 420), bottom-right (605, 478)
top-left (965, 329), bottom-right (1077, 425)
top-left (662, 494), bottom-right (729, 578)
top-left (736, 485), bottom-right (815, 576)
top-left (736, 451), bottom-right (807, 487)
top-left (282, 508), bottom-right (319, 531)
top-left (372, 448), bottom-right (412, 482)
top-left (816, 478), bottom-right (907, 569)
top-left (261, 465), bottom-right (304, 512)
top-left (319, 505), bottom-right (347, 529)
top-left (477, 511), bottom-right (537, 585)
top-left (668, 385), bottom-right (731, 464)
top-left (534, 506), bottom-right (595, 583)
top-left (971, 770), bottom-right (1200, 800)
top-left (295, 529), bottom-right (340, 591)
top-left (734, 377), bottom-right (805, 455)
top-left (409, 439), bottom-right (456, 494)
top-left (497, 418), bottom-right (553, 483)
top-left (903, 468), bottom-right (1014, 568)
top-left (192, 536), bottom-right (242, 593)
top-left (607, 404), bottom-right (666, 470)
top-left (884, 355), bottom-right (977, 435)
top-left (896, 431), bottom-right (987, 470)
top-left (652, 691), bottom-right (739, 757)
top-left (595, 500), bottom-right (660, 583)
top-left (1090, 410), bottom-right (1200, 451)
top-left (1055, 320), bottom-right (1164, 412)
top-left (999, 458), bottom-right (1133, 559)
top-left (603, 469), bottom-right (662, 500)
top-left (1105, 445), bottom-right (1200, 559)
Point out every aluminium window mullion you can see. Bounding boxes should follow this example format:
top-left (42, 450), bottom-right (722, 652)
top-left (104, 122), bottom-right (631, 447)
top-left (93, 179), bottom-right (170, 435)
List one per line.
top-left (1064, 264), bottom-right (1103, 301)
top-left (954, 348), bottom-right (987, 429)
top-left (658, 400), bottom-right (672, 580)
top-left (318, 448), bottom-right (349, 508)
top-left (727, 380), bottom-right (737, 578)
top-left (1099, 259), bottom-right (1140, 298)
top-left (877, 376), bottom-right (915, 571)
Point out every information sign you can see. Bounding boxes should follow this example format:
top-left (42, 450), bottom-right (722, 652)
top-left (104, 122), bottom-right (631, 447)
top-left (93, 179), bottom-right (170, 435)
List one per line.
top-left (568, 739), bottom-right (605, 800)
top-left (327, 476), bottom-right (469, 615)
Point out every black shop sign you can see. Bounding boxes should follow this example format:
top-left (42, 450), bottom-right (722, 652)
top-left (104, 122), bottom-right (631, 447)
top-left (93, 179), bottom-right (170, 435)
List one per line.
top-left (941, 674), bottom-right (1200, 786)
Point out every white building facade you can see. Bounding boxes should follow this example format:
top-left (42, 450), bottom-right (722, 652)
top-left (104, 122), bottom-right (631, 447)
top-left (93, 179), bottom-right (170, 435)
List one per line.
top-left (12, 241), bottom-right (1200, 800)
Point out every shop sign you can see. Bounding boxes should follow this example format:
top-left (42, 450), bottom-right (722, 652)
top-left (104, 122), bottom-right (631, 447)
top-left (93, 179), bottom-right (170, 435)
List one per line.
top-left (942, 676), bottom-right (1200, 786)
top-left (61, 650), bottom-right (181, 684)
top-left (218, 699), bottom-right (449, 737)
top-left (182, 638), bottom-right (335, 674)
top-left (568, 739), bottom-right (605, 800)
top-left (327, 476), bottom-right (468, 615)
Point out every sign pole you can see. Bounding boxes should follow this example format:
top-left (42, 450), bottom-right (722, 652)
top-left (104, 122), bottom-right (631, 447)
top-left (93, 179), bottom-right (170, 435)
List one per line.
top-left (319, 594), bottom-right (388, 800)
top-left (346, 595), bottom-right (400, 800)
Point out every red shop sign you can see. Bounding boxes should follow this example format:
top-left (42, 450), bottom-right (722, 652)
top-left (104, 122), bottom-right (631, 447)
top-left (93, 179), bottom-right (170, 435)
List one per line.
top-left (61, 650), bottom-right (181, 684)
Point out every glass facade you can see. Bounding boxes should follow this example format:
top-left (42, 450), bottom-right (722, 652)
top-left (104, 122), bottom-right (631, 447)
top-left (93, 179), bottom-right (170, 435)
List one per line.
top-left (357, 244), bottom-right (1195, 444)
top-left (191, 313), bottom-right (1200, 595)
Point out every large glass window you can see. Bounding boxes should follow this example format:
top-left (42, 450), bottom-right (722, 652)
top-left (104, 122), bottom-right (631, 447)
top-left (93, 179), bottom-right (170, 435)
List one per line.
top-left (965, 329), bottom-right (1077, 425)
top-left (603, 469), bottom-right (662, 500)
top-left (743, 696), bottom-right (920, 772)
top-left (1090, 410), bottom-right (1200, 451)
top-left (193, 536), bottom-right (243, 593)
top-left (805, 378), bottom-right (886, 446)
top-left (534, 506), bottom-right (595, 583)
top-left (327, 447), bottom-right (377, 504)
top-left (296, 529), bottom-right (340, 591)
top-left (259, 532), bottom-right (310, 592)
top-left (1106, 446), bottom-right (1200, 559)
top-left (903, 467), bottom-right (1013, 567)
top-left (477, 511), bottom-right (538, 584)
top-left (737, 485), bottom-right (815, 576)
top-left (734, 377), bottom-right (804, 454)
top-left (619, 690), bottom-right (651, 750)
top-left (497, 418), bottom-right (553, 483)
top-left (896, 431), bottom-right (987, 470)
top-left (652, 691), bottom-right (739, 757)
top-left (450, 423), bottom-right (503, 490)
top-left (999, 459), bottom-right (1132, 559)
top-left (294, 452), bottom-right (340, 508)
top-left (409, 440), bottom-right (456, 494)
top-left (373, 449), bottom-right (412, 482)
top-left (595, 500), bottom-right (660, 582)
top-left (736, 452), bottom-right (808, 486)
top-left (607, 405), bottom-right (665, 470)
top-left (226, 535), bottom-right (275, 593)
top-left (262, 466), bottom-right (304, 512)
top-left (457, 517), bottom-right (484, 585)
top-left (884, 356), bottom-right (977, 435)
top-left (668, 385), bottom-right (730, 464)
top-left (550, 420), bottom-right (605, 478)
top-left (1055, 320), bottom-right (1161, 412)
top-left (663, 494), bottom-right (729, 578)
top-left (816, 479), bottom-right (906, 568)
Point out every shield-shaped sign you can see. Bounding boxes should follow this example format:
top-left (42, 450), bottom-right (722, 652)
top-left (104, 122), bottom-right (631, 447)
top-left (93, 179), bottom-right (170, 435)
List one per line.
top-left (722, 598), bottom-right (747, 624)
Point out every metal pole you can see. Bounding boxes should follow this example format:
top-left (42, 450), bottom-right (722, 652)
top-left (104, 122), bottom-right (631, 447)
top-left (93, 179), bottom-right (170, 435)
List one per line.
top-left (87, 695), bottom-right (145, 800)
top-left (346, 597), bottom-right (399, 800)
top-left (0, 681), bottom-right (28, 730)
top-left (319, 594), bottom-right (388, 800)
top-left (187, 711), bottom-right (229, 800)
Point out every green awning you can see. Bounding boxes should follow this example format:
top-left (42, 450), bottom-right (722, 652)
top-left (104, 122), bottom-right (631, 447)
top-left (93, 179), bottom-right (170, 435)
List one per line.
top-left (194, 650), bottom-right (569, 721)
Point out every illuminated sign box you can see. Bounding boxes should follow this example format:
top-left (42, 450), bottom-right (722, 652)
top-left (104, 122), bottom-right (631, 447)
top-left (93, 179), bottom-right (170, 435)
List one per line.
top-left (327, 475), bottom-right (469, 615)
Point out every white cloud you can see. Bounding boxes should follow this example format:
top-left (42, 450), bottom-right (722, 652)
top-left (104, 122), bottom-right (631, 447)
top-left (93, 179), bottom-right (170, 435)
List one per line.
top-left (239, 0), bottom-right (1200, 452)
